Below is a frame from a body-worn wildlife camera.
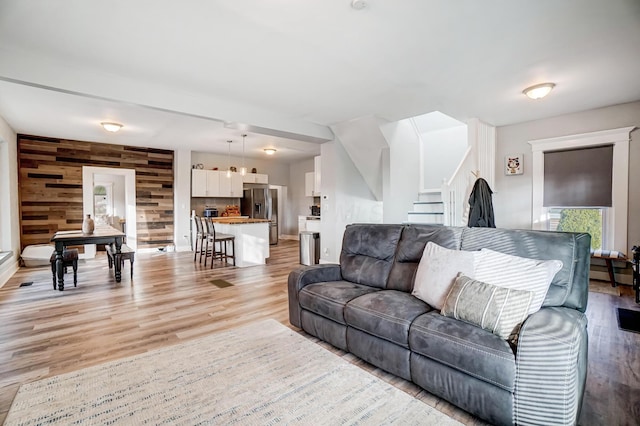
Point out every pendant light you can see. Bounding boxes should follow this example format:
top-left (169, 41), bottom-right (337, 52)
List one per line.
top-left (240, 134), bottom-right (247, 176)
top-left (226, 140), bottom-right (232, 178)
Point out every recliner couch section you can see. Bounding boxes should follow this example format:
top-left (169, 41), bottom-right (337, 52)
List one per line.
top-left (288, 224), bottom-right (590, 426)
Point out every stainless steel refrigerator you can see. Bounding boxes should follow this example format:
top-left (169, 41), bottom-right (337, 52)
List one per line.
top-left (241, 186), bottom-right (278, 245)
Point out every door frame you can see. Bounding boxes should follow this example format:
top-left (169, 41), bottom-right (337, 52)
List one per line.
top-left (82, 166), bottom-right (137, 257)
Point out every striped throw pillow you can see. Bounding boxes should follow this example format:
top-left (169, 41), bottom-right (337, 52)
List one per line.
top-left (473, 248), bottom-right (562, 315)
top-left (441, 274), bottom-right (534, 340)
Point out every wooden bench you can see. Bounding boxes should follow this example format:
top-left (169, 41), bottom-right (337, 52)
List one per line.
top-left (591, 249), bottom-right (627, 287)
top-left (105, 244), bottom-right (135, 279)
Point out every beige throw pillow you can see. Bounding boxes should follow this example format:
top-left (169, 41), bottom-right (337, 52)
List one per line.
top-left (412, 242), bottom-right (477, 310)
top-left (474, 248), bottom-right (563, 315)
top-left (441, 274), bottom-right (534, 340)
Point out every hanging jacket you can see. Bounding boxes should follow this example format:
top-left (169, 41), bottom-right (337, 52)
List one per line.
top-left (467, 178), bottom-right (495, 228)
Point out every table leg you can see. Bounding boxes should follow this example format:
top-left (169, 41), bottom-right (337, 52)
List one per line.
top-left (114, 238), bottom-right (122, 282)
top-left (55, 245), bottom-right (65, 291)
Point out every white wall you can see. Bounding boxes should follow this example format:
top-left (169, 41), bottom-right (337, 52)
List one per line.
top-left (379, 120), bottom-right (421, 223)
top-left (421, 125), bottom-right (468, 189)
top-left (174, 149), bottom-right (192, 251)
top-left (320, 140), bottom-right (383, 263)
top-left (0, 114), bottom-right (19, 287)
top-left (287, 158), bottom-right (314, 236)
top-left (495, 101), bottom-right (640, 251)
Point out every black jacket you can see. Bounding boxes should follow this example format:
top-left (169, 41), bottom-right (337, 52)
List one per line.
top-left (467, 178), bottom-right (495, 228)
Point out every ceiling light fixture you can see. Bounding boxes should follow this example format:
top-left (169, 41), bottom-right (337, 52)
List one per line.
top-left (264, 148), bottom-right (277, 155)
top-left (226, 140), bottom-right (233, 178)
top-left (351, 0), bottom-right (367, 10)
top-left (240, 134), bottom-right (247, 176)
top-left (101, 122), bottom-right (123, 132)
top-left (523, 82), bottom-right (556, 100)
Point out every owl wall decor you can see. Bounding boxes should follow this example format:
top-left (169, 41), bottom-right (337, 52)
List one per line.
top-left (505, 154), bottom-right (523, 175)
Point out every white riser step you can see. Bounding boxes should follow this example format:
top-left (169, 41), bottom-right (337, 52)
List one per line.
top-left (412, 202), bottom-right (444, 213)
top-left (418, 191), bottom-right (443, 203)
top-left (407, 212), bottom-right (444, 224)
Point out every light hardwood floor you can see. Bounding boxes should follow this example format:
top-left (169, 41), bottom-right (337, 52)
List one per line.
top-left (0, 240), bottom-right (638, 425)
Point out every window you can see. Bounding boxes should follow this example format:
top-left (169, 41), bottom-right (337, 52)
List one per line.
top-left (530, 127), bottom-right (635, 253)
top-left (547, 208), bottom-right (605, 250)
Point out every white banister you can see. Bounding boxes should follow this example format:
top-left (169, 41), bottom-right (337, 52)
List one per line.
top-left (442, 146), bottom-right (474, 226)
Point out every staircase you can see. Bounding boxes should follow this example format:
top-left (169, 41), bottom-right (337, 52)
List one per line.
top-left (406, 190), bottom-right (445, 225)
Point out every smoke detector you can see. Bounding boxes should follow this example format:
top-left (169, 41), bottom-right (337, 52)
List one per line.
top-left (351, 0), bottom-right (367, 10)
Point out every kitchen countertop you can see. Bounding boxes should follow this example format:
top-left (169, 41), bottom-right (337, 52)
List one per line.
top-left (210, 217), bottom-right (270, 224)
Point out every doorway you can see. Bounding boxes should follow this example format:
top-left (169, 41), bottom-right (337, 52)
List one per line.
top-left (82, 166), bottom-right (137, 258)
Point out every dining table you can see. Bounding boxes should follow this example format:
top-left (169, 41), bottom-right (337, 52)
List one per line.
top-left (50, 225), bottom-right (126, 291)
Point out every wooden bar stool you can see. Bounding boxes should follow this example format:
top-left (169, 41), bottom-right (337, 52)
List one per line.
top-left (204, 218), bottom-right (235, 267)
top-left (49, 248), bottom-right (78, 289)
top-left (192, 215), bottom-right (207, 263)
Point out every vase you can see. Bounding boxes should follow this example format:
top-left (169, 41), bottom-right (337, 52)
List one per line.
top-left (82, 214), bottom-right (95, 234)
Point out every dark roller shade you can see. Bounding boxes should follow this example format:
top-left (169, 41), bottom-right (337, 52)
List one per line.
top-left (543, 145), bottom-right (613, 207)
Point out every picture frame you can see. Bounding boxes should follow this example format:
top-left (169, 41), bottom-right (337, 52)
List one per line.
top-left (505, 154), bottom-right (523, 175)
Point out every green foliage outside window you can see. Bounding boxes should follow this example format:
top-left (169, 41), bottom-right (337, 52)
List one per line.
top-left (556, 209), bottom-right (602, 249)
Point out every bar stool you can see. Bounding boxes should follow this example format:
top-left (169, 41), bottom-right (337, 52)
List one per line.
top-left (193, 215), bottom-right (207, 263)
top-left (49, 248), bottom-right (79, 289)
top-left (204, 218), bottom-right (235, 267)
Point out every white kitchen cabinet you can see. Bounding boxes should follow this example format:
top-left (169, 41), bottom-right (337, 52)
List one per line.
top-left (219, 171), bottom-right (244, 197)
top-left (305, 172), bottom-right (315, 197)
top-left (306, 218), bottom-right (321, 233)
top-left (243, 173), bottom-right (269, 184)
top-left (298, 216), bottom-right (307, 234)
top-left (192, 169), bottom-right (220, 197)
top-left (314, 155), bottom-right (321, 195)
top-left (192, 170), bottom-right (242, 197)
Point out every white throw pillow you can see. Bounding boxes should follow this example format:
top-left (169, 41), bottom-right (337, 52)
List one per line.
top-left (474, 248), bottom-right (563, 315)
top-left (412, 242), bottom-right (477, 310)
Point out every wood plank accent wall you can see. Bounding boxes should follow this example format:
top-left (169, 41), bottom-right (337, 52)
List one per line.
top-left (17, 134), bottom-right (174, 250)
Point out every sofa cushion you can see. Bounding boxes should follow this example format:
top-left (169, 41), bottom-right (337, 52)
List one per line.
top-left (441, 274), bottom-right (533, 340)
top-left (474, 248), bottom-right (562, 315)
top-left (340, 224), bottom-right (403, 289)
top-left (345, 290), bottom-right (432, 348)
top-left (409, 312), bottom-right (516, 392)
top-left (412, 242), bottom-right (478, 310)
top-left (299, 281), bottom-right (380, 325)
top-left (460, 227), bottom-right (591, 312)
top-left (387, 225), bottom-right (464, 293)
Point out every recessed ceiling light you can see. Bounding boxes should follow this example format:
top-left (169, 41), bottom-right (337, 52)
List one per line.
top-left (351, 0), bottom-right (367, 10)
top-left (263, 148), bottom-right (277, 155)
top-left (101, 122), bottom-right (123, 132)
top-left (523, 83), bottom-right (556, 100)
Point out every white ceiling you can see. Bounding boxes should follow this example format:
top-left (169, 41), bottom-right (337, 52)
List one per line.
top-left (0, 0), bottom-right (639, 162)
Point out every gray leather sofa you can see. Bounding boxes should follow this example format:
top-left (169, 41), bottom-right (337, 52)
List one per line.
top-left (288, 224), bottom-right (590, 426)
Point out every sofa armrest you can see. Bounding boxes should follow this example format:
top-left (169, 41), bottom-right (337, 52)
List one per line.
top-left (514, 307), bottom-right (588, 426)
top-left (287, 264), bottom-right (342, 328)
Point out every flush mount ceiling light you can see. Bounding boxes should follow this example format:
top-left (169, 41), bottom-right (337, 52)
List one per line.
top-left (351, 0), bottom-right (367, 10)
top-left (264, 148), bottom-right (277, 155)
top-left (523, 82), bottom-right (556, 100)
top-left (101, 122), bottom-right (123, 132)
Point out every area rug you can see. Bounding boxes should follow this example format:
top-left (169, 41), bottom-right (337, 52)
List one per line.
top-left (5, 319), bottom-right (461, 425)
top-left (617, 307), bottom-right (640, 333)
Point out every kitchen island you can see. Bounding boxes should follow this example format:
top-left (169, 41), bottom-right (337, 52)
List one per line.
top-left (210, 218), bottom-right (270, 267)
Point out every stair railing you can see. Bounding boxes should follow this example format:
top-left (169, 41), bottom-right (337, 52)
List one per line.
top-left (441, 146), bottom-right (474, 226)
